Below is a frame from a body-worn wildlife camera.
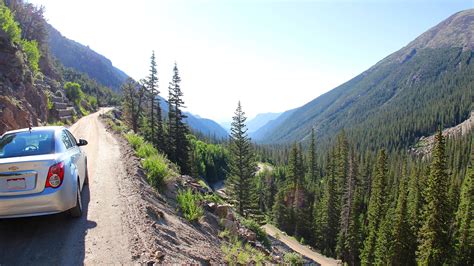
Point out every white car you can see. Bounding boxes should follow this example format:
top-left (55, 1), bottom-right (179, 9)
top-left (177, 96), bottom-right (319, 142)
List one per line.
top-left (0, 126), bottom-right (88, 218)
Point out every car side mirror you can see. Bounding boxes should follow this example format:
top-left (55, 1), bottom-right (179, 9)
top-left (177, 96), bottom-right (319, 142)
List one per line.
top-left (77, 139), bottom-right (88, 146)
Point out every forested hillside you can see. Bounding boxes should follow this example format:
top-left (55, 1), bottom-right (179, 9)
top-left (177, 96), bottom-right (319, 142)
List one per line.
top-left (258, 9), bottom-right (474, 153)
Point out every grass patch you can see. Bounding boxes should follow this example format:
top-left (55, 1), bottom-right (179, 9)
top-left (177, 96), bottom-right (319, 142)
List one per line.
top-left (124, 132), bottom-right (176, 189)
top-left (125, 133), bottom-right (144, 150)
top-left (137, 142), bottom-right (158, 158)
top-left (143, 154), bottom-right (171, 188)
top-left (201, 193), bottom-right (224, 204)
top-left (221, 237), bottom-right (268, 265)
top-left (284, 252), bottom-right (304, 265)
top-left (198, 179), bottom-right (210, 190)
top-left (176, 188), bottom-right (204, 222)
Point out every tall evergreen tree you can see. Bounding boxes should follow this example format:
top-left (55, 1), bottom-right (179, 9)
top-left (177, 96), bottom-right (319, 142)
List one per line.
top-left (309, 128), bottom-right (318, 182)
top-left (407, 165), bottom-right (422, 261)
top-left (167, 63), bottom-right (190, 174)
top-left (315, 149), bottom-right (339, 256)
top-left (452, 147), bottom-right (473, 265)
top-left (361, 149), bottom-right (387, 266)
top-left (337, 148), bottom-right (359, 264)
top-left (417, 131), bottom-right (451, 265)
top-left (226, 102), bottom-right (257, 217)
top-left (146, 51), bottom-right (164, 151)
top-left (121, 78), bottom-right (145, 133)
top-left (389, 165), bottom-right (412, 265)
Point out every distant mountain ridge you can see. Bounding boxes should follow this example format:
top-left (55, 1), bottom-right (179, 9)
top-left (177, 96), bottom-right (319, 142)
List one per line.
top-left (246, 112), bottom-right (281, 133)
top-left (257, 9), bottom-right (474, 151)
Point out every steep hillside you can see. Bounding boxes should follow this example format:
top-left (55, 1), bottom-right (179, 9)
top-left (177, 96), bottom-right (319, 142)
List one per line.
top-left (247, 112), bottom-right (281, 133)
top-left (47, 24), bottom-right (128, 92)
top-left (258, 9), bottom-right (474, 151)
top-left (0, 29), bottom-right (47, 132)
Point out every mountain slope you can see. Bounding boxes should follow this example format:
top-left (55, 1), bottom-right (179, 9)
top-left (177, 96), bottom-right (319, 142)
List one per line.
top-left (47, 24), bottom-right (128, 92)
top-left (247, 112), bottom-right (281, 133)
top-left (259, 9), bottom-right (474, 151)
top-left (251, 109), bottom-right (296, 141)
top-left (184, 114), bottom-right (229, 139)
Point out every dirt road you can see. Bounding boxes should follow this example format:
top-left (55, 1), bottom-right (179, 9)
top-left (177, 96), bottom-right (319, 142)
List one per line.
top-left (0, 108), bottom-right (134, 265)
top-left (262, 224), bottom-right (341, 266)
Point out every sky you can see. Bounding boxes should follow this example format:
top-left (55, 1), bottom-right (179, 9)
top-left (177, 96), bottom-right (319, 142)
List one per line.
top-left (29, 0), bottom-right (473, 122)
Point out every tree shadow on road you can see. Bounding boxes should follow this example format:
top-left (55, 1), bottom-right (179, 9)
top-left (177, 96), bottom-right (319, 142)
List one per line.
top-left (0, 184), bottom-right (95, 266)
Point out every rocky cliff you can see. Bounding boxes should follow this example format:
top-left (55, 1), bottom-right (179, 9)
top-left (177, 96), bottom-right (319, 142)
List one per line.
top-left (0, 29), bottom-right (48, 134)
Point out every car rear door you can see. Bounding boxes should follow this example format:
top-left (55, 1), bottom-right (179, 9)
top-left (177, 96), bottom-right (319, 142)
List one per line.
top-left (63, 130), bottom-right (85, 186)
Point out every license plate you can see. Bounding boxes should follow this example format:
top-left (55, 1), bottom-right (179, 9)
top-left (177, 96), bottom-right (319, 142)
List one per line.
top-left (7, 178), bottom-right (26, 190)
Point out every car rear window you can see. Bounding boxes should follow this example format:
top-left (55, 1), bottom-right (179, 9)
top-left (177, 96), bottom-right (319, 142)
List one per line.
top-left (0, 130), bottom-right (55, 159)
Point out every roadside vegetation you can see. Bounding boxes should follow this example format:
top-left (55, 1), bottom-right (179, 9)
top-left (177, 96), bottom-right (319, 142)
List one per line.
top-left (124, 132), bottom-right (177, 188)
top-left (220, 236), bottom-right (268, 265)
top-left (176, 188), bottom-right (204, 222)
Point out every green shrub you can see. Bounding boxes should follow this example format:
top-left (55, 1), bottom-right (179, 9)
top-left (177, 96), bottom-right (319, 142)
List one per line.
top-left (79, 105), bottom-right (89, 116)
top-left (221, 238), bottom-right (268, 264)
top-left (0, 4), bottom-right (21, 44)
top-left (143, 154), bottom-right (170, 188)
top-left (87, 95), bottom-right (98, 109)
top-left (64, 82), bottom-right (84, 104)
top-left (47, 96), bottom-right (53, 110)
top-left (201, 193), bottom-right (224, 204)
top-left (21, 39), bottom-right (40, 73)
top-left (125, 133), bottom-right (144, 150)
top-left (241, 218), bottom-right (271, 248)
top-left (176, 188), bottom-right (204, 222)
top-left (284, 252), bottom-right (303, 265)
top-left (137, 142), bottom-right (158, 158)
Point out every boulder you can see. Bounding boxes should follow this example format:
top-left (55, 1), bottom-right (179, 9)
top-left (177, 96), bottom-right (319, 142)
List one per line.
top-left (238, 227), bottom-right (257, 242)
top-left (215, 204), bottom-right (231, 219)
top-left (222, 219), bottom-right (238, 235)
top-left (205, 202), bottom-right (217, 212)
top-left (225, 210), bottom-right (235, 221)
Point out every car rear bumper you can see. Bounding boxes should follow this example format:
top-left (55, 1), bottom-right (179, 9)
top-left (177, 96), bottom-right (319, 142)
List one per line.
top-left (0, 181), bottom-right (76, 218)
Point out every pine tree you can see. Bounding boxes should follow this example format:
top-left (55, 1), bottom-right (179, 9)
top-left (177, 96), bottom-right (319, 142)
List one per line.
top-left (417, 131), bottom-right (451, 265)
top-left (389, 165), bottom-right (412, 265)
top-left (407, 165), bottom-right (422, 262)
top-left (226, 101), bottom-right (257, 217)
top-left (273, 185), bottom-right (289, 231)
top-left (315, 149), bottom-right (339, 256)
top-left (452, 148), bottom-right (473, 265)
top-left (309, 128), bottom-right (318, 182)
top-left (361, 149), bottom-right (387, 266)
top-left (374, 205), bottom-right (395, 265)
top-left (337, 148), bottom-right (358, 263)
top-left (146, 51), bottom-right (164, 151)
top-left (167, 63), bottom-right (190, 174)
top-left (121, 78), bottom-right (145, 133)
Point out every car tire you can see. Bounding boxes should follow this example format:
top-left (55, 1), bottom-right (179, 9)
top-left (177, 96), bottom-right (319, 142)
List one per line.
top-left (84, 162), bottom-right (89, 186)
top-left (70, 181), bottom-right (83, 218)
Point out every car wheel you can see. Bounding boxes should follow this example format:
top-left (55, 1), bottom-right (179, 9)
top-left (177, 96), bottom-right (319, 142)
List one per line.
top-left (70, 181), bottom-right (83, 218)
top-left (84, 162), bottom-right (89, 186)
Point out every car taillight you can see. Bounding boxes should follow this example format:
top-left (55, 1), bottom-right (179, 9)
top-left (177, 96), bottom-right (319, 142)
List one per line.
top-left (46, 162), bottom-right (65, 188)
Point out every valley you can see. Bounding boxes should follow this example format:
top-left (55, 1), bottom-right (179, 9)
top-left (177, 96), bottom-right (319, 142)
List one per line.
top-left (0, 1), bottom-right (473, 265)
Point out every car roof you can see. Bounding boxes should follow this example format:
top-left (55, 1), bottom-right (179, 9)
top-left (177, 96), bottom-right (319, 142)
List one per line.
top-left (2, 126), bottom-right (66, 135)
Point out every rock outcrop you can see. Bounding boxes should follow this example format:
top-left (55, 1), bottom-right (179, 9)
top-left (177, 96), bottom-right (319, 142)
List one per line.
top-left (0, 30), bottom-right (48, 134)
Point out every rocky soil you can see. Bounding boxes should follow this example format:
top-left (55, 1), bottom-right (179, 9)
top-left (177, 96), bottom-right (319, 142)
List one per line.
top-left (412, 111), bottom-right (474, 156)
